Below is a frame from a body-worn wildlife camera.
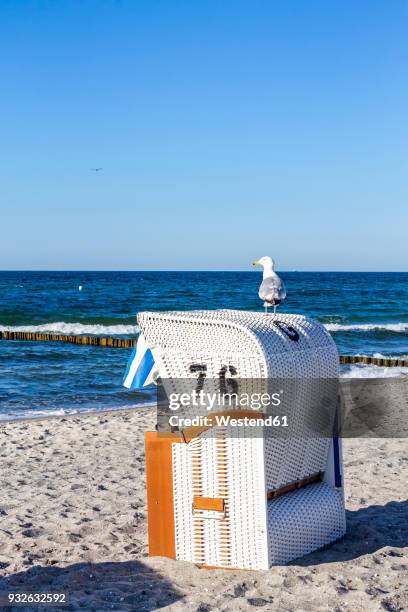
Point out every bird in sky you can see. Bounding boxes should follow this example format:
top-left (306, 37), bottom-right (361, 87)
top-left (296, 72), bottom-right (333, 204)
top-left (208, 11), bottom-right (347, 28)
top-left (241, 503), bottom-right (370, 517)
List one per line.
top-left (91, 167), bottom-right (103, 172)
top-left (252, 256), bottom-right (286, 314)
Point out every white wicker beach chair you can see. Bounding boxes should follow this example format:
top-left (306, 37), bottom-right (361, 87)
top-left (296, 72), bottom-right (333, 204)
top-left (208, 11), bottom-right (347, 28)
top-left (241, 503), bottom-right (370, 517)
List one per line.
top-left (141, 310), bottom-right (346, 570)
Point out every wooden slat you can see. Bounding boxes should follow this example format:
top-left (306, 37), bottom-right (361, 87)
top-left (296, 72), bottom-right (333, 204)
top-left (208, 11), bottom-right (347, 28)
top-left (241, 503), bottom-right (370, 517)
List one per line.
top-left (193, 496), bottom-right (225, 513)
top-left (267, 472), bottom-right (322, 501)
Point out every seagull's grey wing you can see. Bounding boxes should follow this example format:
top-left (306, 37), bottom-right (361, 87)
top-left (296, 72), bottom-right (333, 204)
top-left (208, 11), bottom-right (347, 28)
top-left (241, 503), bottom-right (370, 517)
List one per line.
top-left (259, 276), bottom-right (286, 303)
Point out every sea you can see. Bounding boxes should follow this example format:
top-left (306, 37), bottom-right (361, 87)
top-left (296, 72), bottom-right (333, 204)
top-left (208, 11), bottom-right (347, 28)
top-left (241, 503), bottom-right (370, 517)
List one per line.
top-left (0, 271), bottom-right (407, 420)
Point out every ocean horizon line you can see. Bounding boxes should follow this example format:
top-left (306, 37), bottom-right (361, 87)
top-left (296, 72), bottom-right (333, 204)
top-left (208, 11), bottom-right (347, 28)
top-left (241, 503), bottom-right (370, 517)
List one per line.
top-left (1, 269), bottom-right (407, 274)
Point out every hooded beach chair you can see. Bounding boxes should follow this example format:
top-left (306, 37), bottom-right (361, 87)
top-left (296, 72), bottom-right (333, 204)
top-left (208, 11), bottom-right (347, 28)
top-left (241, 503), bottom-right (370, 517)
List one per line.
top-left (141, 310), bottom-right (346, 570)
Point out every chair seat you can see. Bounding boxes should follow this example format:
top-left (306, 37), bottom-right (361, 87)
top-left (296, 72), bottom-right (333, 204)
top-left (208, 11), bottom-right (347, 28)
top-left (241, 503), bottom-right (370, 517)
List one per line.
top-left (268, 481), bottom-right (346, 565)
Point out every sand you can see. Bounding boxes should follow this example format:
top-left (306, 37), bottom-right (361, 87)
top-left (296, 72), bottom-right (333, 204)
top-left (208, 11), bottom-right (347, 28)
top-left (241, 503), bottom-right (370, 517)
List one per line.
top-left (0, 408), bottom-right (407, 611)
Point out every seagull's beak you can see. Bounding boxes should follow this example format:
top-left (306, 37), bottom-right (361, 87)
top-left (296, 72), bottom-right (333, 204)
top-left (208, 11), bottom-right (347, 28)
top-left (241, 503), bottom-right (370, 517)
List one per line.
top-left (252, 260), bottom-right (260, 267)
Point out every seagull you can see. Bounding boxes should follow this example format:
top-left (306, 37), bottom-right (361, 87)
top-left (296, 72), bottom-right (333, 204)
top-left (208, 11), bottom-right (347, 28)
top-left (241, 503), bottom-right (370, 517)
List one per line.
top-left (91, 167), bottom-right (103, 172)
top-left (252, 256), bottom-right (286, 314)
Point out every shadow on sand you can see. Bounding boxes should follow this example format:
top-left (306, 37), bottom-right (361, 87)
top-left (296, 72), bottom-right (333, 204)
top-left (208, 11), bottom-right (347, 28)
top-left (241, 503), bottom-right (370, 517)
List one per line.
top-left (0, 559), bottom-right (182, 611)
top-left (1, 500), bottom-right (407, 609)
top-left (295, 498), bottom-right (408, 566)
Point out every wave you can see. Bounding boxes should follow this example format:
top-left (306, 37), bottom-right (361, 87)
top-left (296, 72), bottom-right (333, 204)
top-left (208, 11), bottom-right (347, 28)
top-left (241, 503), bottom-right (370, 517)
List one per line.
top-left (2, 320), bottom-right (407, 336)
top-left (0, 401), bottom-right (157, 422)
top-left (0, 322), bottom-right (139, 336)
top-left (372, 352), bottom-right (408, 360)
top-left (325, 322), bottom-right (408, 333)
top-left (0, 408), bottom-right (67, 421)
top-left (341, 363), bottom-right (408, 378)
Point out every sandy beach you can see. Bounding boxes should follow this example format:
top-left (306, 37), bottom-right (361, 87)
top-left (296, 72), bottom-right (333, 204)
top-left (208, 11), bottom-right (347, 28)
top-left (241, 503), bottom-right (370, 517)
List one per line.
top-left (0, 408), bottom-right (407, 611)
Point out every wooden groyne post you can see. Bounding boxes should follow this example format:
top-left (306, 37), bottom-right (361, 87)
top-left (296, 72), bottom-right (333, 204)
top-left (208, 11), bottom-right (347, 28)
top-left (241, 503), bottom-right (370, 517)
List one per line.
top-left (338, 354), bottom-right (407, 367)
top-left (0, 331), bottom-right (136, 348)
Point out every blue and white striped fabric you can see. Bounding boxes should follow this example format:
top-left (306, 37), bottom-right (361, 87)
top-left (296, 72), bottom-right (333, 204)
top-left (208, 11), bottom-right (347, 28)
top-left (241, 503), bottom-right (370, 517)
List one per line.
top-left (123, 334), bottom-right (157, 389)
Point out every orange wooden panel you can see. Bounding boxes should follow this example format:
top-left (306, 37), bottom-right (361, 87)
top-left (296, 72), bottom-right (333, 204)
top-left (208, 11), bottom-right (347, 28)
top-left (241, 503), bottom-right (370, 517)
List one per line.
top-left (193, 496), bottom-right (225, 513)
top-left (145, 431), bottom-right (183, 558)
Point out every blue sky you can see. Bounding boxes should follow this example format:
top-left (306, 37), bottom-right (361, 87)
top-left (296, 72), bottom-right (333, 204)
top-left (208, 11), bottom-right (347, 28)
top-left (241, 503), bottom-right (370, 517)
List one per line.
top-left (1, 1), bottom-right (407, 271)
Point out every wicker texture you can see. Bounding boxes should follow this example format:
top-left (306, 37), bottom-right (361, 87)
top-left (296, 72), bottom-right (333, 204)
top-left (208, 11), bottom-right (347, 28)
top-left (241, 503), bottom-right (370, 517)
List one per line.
top-left (138, 310), bottom-right (337, 381)
top-left (173, 426), bottom-right (269, 569)
top-left (267, 482), bottom-right (346, 565)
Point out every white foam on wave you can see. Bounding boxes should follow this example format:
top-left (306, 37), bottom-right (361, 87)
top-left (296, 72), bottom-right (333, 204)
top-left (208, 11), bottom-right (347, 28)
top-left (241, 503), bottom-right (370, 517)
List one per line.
top-left (0, 401), bottom-right (157, 422)
top-left (0, 322), bottom-right (139, 336)
top-left (341, 363), bottom-right (408, 378)
top-left (3, 321), bottom-right (407, 335)
top-left (341, 351), bottom-right (408, 378)
top-left (0, 408), bottom-right (67, 421)
top-left (325, 322), bottom-right (408, 332)
top-left (372, 352), bottom-right (408, 360)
